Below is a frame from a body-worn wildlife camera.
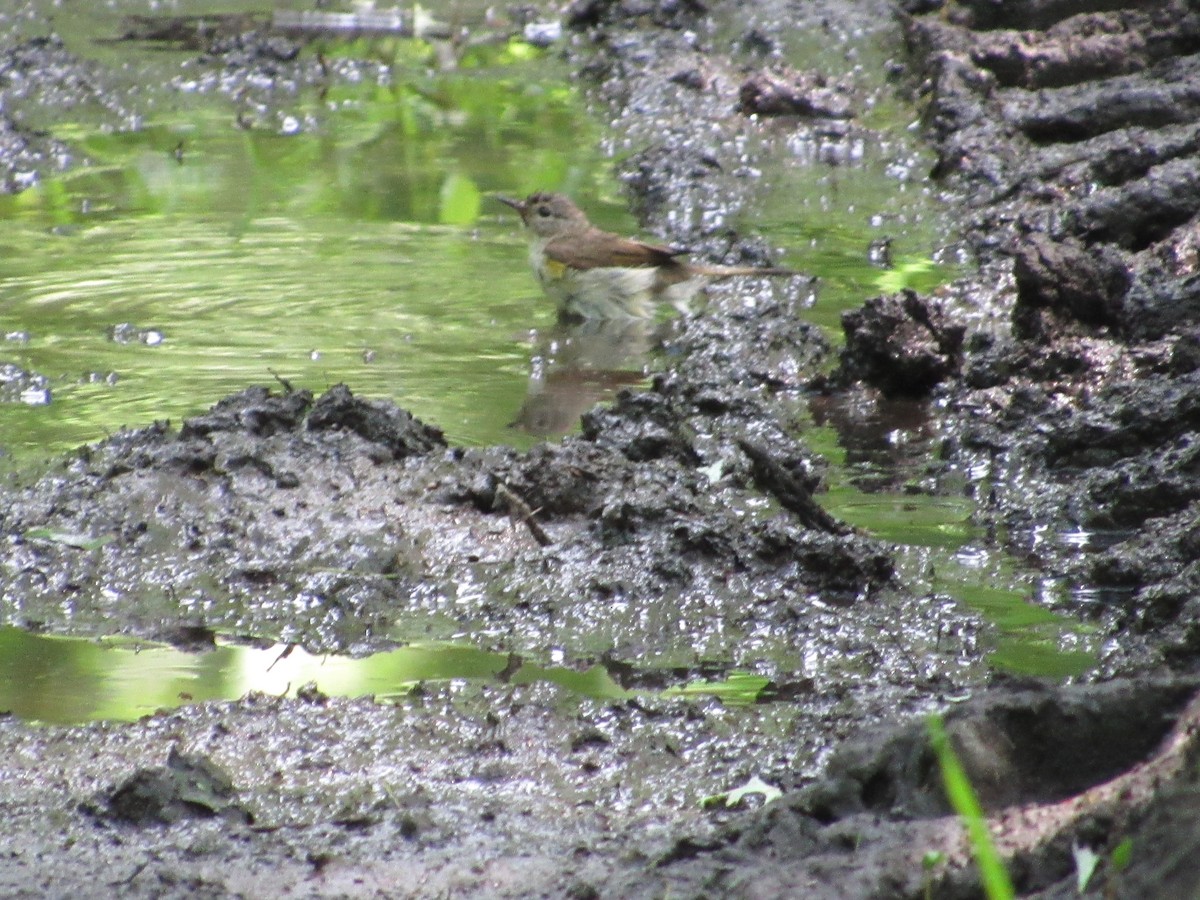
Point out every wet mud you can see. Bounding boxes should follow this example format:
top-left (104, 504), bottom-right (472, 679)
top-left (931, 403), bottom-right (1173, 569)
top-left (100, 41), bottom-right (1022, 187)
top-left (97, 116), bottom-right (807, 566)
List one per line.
top-left (2, 0), bottom-right (1200, 897)
top-left (898, 0), bottom-right (1200, 679)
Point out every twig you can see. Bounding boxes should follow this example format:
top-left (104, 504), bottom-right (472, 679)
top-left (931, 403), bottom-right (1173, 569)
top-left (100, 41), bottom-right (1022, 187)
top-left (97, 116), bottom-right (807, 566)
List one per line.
top-left (494, 483), bottom-right (553, 547)
top-left (738, 438), bottom-right (850, 534)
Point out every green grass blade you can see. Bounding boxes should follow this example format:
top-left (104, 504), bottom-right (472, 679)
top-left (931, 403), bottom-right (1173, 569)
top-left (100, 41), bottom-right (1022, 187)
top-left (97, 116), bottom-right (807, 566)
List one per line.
top-left (927, 714), bottom-right (1016, 900)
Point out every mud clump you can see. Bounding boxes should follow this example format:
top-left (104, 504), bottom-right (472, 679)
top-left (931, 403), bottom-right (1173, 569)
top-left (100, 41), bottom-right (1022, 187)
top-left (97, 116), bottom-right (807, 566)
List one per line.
top-left (92, 747), bottom-right (251, 827)
top-left (305, 383), bottom-right (446, 459)
top-left (177, 385), bottom-right (312, 439)
top-left (2, 376), bottom-right (900, 662)
top-left (737, 68), bottom-right (854, 119)
top-left (908, 3), bottom-right (1200, 88)
top-left (631, 675), bottom-right (1200, 899)
top-left (831, 290), bottom-right (965, 397)
top-left (564, 0), bottom-right (707, 30)
top-left (1012, 232), bottom-right (1131, 338)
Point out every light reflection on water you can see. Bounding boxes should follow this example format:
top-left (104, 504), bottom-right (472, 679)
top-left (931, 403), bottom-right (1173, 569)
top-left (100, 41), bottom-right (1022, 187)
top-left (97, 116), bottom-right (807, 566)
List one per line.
top-left (0, 626), bottom-right (785, 725)
top-left (1055, 526), bottom-right (1133, 552)
top-left (0, 21), bottom-right (635, 459)
top-left (953, 545), bottom-right (991, 568)
top-left (807, 392), bottom-right (1102, 679)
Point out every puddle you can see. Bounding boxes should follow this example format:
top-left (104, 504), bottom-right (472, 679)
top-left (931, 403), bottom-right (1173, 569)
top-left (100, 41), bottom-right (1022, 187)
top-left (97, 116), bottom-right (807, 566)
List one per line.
top-left (0, 2), bottom-right (966, 464)
top-left (747, 20), bottom-right (967, 337)
top-left (0, 11), bottom-right (640, 460)
top-left (805, 397), bottom-right (1100, 678)
top-left (0, 626), bottom-right (775, 725)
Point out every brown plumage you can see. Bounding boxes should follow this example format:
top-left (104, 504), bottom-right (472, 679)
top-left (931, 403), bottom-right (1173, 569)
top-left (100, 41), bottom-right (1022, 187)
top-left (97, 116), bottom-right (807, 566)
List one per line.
top-left (543, 231), bottom-right (684, 272)
top-left (498, 192), bottom-right (795, 319)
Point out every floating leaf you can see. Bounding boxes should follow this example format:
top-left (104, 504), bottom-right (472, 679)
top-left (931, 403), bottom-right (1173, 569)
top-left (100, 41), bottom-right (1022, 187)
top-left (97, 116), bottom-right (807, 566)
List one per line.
top-left (438, 172), bottom-right (481, 225)
top-left (24, 528), bottom-right (116, 550)
top-left (874, 256), bottom-right (944, 294)
top-left (703, 775), bottom-right (783, 809)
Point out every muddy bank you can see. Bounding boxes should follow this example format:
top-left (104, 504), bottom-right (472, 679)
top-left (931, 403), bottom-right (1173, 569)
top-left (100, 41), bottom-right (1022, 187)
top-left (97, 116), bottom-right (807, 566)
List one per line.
top-left (556, 0), bottom-right (1200, 895)
top-left (730, 0), bottom-right (1200, 895)
top-left (2, 0), bottom-right (1200, 898)
top-left (895, 0), bottom-right (1200, 679)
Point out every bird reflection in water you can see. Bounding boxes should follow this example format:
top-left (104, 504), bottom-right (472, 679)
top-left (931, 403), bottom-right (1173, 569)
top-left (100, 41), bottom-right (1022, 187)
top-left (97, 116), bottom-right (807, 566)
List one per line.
top-left (509, 317), bottom-right (654, 436)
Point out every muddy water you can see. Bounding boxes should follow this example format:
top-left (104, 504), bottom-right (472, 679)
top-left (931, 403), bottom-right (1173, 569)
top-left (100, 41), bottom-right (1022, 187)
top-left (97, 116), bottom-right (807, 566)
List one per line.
top-left (0, 3), bottom-right (1094, 724)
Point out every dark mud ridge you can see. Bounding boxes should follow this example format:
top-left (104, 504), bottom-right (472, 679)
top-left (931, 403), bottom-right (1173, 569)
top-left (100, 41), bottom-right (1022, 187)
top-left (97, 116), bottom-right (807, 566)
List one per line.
top-left (893, 0), bottom-right (1200, 672)
top-left (3, 0), bottom-right (1200, 897)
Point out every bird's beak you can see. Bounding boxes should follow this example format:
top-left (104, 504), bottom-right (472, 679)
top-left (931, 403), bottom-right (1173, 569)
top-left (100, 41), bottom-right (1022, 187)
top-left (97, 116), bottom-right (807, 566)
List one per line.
top-left (494, 195), bottom-right (526, 217)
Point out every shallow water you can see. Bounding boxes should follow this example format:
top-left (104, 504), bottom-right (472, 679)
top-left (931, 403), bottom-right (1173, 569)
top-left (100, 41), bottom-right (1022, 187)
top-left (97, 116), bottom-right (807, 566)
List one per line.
top-left (0, 625), bottom-right (785, 725)
top-left (0, 21), bottom-right (624, 457)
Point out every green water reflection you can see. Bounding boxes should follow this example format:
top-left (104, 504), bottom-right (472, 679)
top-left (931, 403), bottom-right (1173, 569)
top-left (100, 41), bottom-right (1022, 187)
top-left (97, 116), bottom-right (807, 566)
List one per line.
top-left (0, 7), bottom-right (966, 462)
top-left (750, 21), bottom-right (965, 335)
top-left (837, 488), bottom-right (1097, 678)
top-left (808, 412), bottom-right (1099, 678)
top-left (0, 29), bottom-right (636, 460)
top-left (0, 627), bottom-right (785, 725)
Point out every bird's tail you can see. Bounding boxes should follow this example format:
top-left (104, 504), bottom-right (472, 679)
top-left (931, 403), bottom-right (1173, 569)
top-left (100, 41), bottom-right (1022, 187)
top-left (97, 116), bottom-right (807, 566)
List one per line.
top-left (688, 263), bottom-right (796, 279)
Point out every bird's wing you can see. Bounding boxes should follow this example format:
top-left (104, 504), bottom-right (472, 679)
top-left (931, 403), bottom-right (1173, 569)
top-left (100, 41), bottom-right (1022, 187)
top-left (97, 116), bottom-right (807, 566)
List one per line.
top-left (544, 231), bottom-right (685, 270)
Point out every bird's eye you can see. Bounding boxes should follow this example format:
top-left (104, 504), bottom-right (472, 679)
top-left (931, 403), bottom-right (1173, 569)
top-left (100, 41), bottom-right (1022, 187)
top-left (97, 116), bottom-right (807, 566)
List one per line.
top-left (537, 206), bottom-right (550, 217)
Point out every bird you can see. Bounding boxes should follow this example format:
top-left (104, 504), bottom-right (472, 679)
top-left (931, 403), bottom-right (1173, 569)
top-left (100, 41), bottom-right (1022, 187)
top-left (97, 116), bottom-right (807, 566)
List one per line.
top-left (497, 192), bottom-right (795, 320)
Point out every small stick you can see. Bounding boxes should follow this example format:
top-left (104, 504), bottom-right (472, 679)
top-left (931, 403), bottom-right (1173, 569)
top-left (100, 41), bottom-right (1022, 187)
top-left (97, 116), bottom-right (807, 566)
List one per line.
top-left (494, 483), bottom-right (553, 547)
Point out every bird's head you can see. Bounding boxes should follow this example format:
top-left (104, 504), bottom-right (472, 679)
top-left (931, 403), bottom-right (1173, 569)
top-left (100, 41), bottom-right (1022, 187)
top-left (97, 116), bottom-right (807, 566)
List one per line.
top-left (497, 192), bottom-right (590, 238)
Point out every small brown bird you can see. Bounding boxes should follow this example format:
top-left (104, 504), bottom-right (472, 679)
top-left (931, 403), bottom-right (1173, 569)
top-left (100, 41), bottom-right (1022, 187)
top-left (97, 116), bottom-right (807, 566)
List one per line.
top-left (498, 192), bottom-right (795, 320)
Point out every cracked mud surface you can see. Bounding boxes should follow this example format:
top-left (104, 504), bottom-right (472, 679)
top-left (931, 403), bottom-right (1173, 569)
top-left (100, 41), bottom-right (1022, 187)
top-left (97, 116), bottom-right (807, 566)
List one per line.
top-left (2, 0), bottom-right (1200, 897)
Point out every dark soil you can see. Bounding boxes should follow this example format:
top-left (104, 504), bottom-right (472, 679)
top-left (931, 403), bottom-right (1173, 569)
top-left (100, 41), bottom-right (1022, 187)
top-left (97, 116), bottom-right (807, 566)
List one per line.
top-left (2, 0), bottom-right (1200, 897)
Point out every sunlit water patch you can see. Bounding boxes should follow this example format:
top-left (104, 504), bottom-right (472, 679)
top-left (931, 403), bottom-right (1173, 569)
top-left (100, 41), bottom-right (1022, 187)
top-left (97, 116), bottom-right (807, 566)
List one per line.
top-left (0, 626), bottom-right (776, 725)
